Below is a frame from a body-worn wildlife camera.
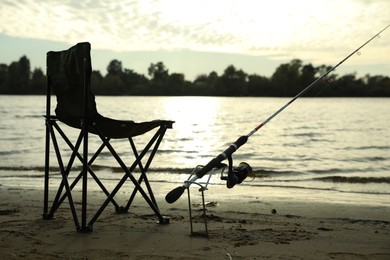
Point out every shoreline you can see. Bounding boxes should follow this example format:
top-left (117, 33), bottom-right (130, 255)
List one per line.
top-left (1, 183), bottom-right (390, 259)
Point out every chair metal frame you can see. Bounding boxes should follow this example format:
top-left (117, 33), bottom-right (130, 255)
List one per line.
top-left (43, 42), bottom-right (172, 232)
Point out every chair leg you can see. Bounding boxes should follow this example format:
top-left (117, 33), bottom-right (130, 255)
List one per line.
top-left (44, 121), bottom-right (171, 230)
top-left (53, 125), bottom-right (120, 211)
top-left (45, 124), bottom-right (121, 232)
top-left (87, 131), bottom-right (169, 227)
top-left (49, 124), bottom-right (81, 230)
top-left (48, 130), bottom-right (83, 216)
top-left (80, 123), bottom-right (91, 232)
top-left (44, 121), bottom-right (80, 219)
top-left (125, 127), bottom-right (167, 211)
top-left (43, 120), bottom-right (51, 219)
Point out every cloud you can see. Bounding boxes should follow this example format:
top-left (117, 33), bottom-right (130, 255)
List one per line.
top-left (1, 0), bottom-right (389, 66)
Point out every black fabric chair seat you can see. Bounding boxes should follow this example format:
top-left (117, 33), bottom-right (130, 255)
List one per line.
top-left (55, 115), bottom-right (174, 138)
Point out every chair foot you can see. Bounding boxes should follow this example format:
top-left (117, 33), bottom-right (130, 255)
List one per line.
top-left (77, 225), bottom-right (93, 233)
top-left (116, 206), bottom-right (128, 214)
top-left (190, 231), bottom-right (209, 238)
top-left (42, 213), bottom-right (54, 220)
top-left (158, 216), bottom-right (170, 224)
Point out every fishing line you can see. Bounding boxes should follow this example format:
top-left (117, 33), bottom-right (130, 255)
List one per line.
top-left (165, 24), bottom-right (390, 204)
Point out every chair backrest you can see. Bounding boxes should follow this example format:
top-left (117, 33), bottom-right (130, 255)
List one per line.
top-left (47, 42), bottom-right (98, 119)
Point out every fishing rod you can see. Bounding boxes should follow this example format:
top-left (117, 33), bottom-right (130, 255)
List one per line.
top-left (165, 24), bottom-right (390, 204)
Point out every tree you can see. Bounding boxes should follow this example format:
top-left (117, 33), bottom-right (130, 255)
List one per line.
top-left (146, 62), bottom-right (169, 95)
top-left (107, 59), bottom-right (123, 76)
top-left (247, 74), bottom-right (271, 96)
top-left (218, 65), bottom-right (247, 96)
top-left (366, 75), bottom-right (390, 96)
top-left (121, 69), bottom-right (148, 94)
top-left (104, 60), bottom-right (125, 94)
top-left (19, 56), bottom-right (31, 91)
top-left (5, 56), bottom-right (31, 93)
top-left (271, 59), bottom-right (302, 96)
top-left (101, 74), bottom-right (124, 95)
top-left (1, 54), bottom-right (390, 97)
top-left (148, 62), bottom-right (169, 82)
top-left (91, 70), bottom-right (104, 94)
top-left (31, 68), bottom-right (46, 94)
top-left (207, 71), bottom-right (219, 94)
top-left (298, 63), bottom-right (318, 96)
top-left (167, 73), bottom-right (185, 95)
top-left (0, 64), bottom-right (8, 92)
top-left (7, 62), bottom-right (21, 93)
top-left (299, 64), bottom-right (317, 86)
top-left (193, 73), bottom-right (217, 96)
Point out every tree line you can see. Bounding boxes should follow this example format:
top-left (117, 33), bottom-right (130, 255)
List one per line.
top-left (1, 56), bottom-right (389, 97)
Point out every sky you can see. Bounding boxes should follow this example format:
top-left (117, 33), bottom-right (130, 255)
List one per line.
top-left (1, 0), bottom-right (389, 81)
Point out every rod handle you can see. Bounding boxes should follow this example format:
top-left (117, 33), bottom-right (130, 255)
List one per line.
top-left (165, 186), bottom-right (186, 204)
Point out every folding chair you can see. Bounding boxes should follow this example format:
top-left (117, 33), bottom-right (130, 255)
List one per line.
top-left (43, 42), bottom-right (174, 232)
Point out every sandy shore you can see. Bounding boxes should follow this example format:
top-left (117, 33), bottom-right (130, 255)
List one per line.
top-left (1, 183), bottom-right (389, 259)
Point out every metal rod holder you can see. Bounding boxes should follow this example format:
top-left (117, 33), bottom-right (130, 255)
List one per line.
top-left (185, 165), bottom-right (227, 237)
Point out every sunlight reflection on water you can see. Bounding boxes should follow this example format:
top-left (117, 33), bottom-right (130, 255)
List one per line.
top-left (0, 96), bottom-right (389, 205)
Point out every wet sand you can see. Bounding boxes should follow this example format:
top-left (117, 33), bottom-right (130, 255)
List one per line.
top-left (1, 183), bottom-right (389, 259)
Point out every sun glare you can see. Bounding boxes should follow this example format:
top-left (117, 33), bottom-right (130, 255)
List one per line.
top-left (163, 97), bottom-right (221, 165)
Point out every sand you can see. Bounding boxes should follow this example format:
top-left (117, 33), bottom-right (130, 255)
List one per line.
top-left (1, 183), bottom-right (389, 259)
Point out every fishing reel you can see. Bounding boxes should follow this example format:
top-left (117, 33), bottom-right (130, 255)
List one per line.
top-left (220, 156), bottom-right (252, 189)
